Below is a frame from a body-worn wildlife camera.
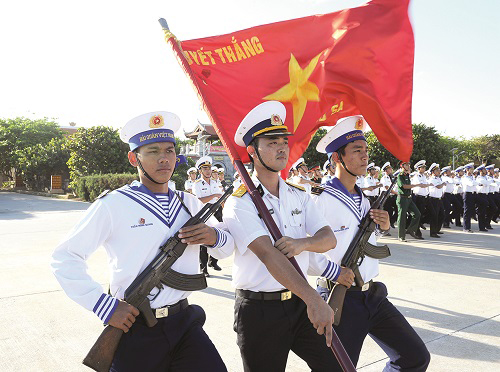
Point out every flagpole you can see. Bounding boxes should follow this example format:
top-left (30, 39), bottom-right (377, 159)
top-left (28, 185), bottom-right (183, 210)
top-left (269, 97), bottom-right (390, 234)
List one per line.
top-left (159, 18), bottom-right (354, 372)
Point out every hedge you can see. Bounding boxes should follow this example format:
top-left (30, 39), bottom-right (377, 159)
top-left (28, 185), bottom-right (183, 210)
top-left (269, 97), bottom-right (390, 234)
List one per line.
top-left (73, 173), bottom-right (139, 202)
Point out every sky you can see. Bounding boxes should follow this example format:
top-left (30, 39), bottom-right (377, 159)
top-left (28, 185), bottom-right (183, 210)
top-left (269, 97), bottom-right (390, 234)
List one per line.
top-left (1, 0), bottom-right (499, 140)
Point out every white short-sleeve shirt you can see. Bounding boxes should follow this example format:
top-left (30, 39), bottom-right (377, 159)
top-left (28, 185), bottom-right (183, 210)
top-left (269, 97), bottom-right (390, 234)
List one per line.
top-left (193, 178), bottom-right (222, 204)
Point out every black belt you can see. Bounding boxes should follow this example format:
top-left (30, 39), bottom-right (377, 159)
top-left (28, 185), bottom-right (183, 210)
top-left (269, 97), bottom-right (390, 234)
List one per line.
top-left (236, 288), bottom-right (293, 301)
top-left (139, 298), bottom-right (189, 320)
top-left (317, 278), bottom-right (373, 292)
top-left (398, 195), bottom-right (412, 198)
top-left (465, 191), bottom-right (477, 194)
top-left (415, 195), bottom-right (428, 198)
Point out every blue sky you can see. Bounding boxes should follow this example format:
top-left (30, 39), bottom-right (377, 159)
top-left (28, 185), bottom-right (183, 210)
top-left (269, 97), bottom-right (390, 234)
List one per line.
top-left (0, 0), bottom-right (498, 139)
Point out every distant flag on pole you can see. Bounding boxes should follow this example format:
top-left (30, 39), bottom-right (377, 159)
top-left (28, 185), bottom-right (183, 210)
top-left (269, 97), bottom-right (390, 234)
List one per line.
top-left (165, 0), bottom-right (415, 168)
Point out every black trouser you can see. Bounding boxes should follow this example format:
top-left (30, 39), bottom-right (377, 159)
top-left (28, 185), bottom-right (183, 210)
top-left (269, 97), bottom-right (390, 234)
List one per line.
top-left (463, 192), bottom-right (476, 230)
top-left (452, 193), bottom-right (463, 225)
top-left (414, 195), bottom-right (436, 235)
top-left (111, 305), bottom-right (226, 372)
top-left (234, 293), bottom-right (339, 371)
top-left (317, 283), bottom-right (430, 371)
top-left (486, 194), bottom-right (498, 227)
top-left (493, 193), bottom-right (500, 221)
top-left (384, 195), bottom-right (397, 226)
top-left (428, 197), bottom-right (444, 234)
top-left (442, 193), bottom-right (453, 226)
top-left (476, 194), bottom-right (489, 230)
top-left (200, 207), bottom-right (222, 271)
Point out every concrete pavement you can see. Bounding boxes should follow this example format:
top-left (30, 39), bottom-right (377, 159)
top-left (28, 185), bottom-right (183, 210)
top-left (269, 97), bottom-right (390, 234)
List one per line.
top-left (0, 191), bottom-right (499, 371)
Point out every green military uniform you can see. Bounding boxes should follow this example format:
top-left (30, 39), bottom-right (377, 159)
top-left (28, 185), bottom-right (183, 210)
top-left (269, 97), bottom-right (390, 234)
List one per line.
top-left (396, 171), bottom-right (421, 240)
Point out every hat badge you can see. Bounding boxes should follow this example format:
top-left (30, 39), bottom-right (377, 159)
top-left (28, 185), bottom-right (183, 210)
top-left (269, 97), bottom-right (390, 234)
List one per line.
top-left (355, 118), bottom-right (363, 130)
top-left (149, 114), bottom-right (164, 128)
top-left (271, 114), bottom-right (283, 126)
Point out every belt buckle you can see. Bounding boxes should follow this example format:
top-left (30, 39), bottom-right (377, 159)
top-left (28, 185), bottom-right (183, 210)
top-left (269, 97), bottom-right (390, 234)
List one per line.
top-left (280, 291), bottom-right (292, 301)
top-left (361, 282), bottom-right (370, 291)
top-left (155, 307), bottom-right (169, 318)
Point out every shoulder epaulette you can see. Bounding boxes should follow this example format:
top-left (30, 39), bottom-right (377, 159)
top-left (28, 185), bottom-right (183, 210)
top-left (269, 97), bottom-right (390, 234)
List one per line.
top-left (97, 189), bottom-right (110, 199)
top-left (194, 179), bottom-right (202, 183)
top-left (285, 180), bottom-right (306, 191)
top-left (232, 184), bottom-right (248, 197)
top-left (311, 185), bottom-right (325, 195)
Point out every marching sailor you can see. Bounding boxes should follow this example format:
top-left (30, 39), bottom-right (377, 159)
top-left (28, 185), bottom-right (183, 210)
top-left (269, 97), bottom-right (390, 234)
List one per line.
top-left (223, 101), bottom-right (342, 371)
top-left (380, 162), bottom-right (398, 229)
top-left (51, 111), bottom-right (233, 371)
top-left (184, 166), bottom-right (198, 193)
top-left (193, 156), bottom-right (224, 274)
top-left (313, 116), bottom-right (430, 370)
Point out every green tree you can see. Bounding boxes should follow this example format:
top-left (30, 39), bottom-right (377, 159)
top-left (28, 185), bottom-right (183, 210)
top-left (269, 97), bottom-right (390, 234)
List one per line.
top-left (0, 117), bottom-right (62, 179)
top-left (16, 137), bottom-right (71, 191)
top-left (302, 128), bottom-right (328, 169)
top-left (66, 126), bottom-right (133, 186)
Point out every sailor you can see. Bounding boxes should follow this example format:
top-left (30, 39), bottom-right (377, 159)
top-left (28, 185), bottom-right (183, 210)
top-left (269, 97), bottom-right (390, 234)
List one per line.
top-left (427, 163), bottom-right (446, 237)
top-left (313, 116), bottom-right (430, 370)
top-left (193, 156), bottom-right (224, 274)
top-left (440, 166), bottom-right (456, 228)
top-left (362, 163), bottom-right (382, 204)
top-left (411, 160), bottom-right (432, 236)
top-left (321, 160), bottom-right (335, 184)
top-left (51, 111), bottom-right (233, 371)
top-left (451, 167), bottom-right (465, 227)
top-left (475, 165), bottom-right (491, 231)
top-left (232, 171), bottom-right (242, 189)
top-left (461, 163), bottom-right (477, 233)
top-left (217, 167), bottom-right (229, 191)
top-left (223, 101), bottom-right (343, 371)
top-left (380, 162), bottom-right (398, 229)
top-left (291, 157), bottom-right (318, 193)
top-left (184, 166), bottom-right (198, 193)
top-left (485, 164), bottom-right (498, 228)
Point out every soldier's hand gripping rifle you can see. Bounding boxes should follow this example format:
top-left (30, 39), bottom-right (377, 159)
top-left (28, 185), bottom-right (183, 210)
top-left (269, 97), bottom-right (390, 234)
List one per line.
top-left (82, 185), bottom-right (233, 372)
top-left (327, 172), bottom-right (400, 326)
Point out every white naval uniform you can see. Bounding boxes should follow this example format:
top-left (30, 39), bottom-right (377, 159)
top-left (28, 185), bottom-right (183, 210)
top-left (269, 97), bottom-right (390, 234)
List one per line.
top-left (489, 176), bottom-right (499, 193)
top-left (51, 181), bottom-right (233, 323)
top-left (461, 175), bottom-right (477, 193)
top-left (184, 179), bottom-right (195, 192)
top-left (476, 175), bottom-right (490, 194)
top-left (312, 177), bottom-right (379, 283)
top-left (321, 174), bottom-right (333, 185)
top-left (223, 177), bottom-right (329, 292)
top-left (168, 180), bottom-right (176, 191)
top-left (292, 174), bottom-right (312, 194)
top-left (193, 178), bottom-right (222, 204)
top-left (411, 172), bottom-right (430, 196)
top-left (356, 175), bottom-right (365, 189)
top-left (363, 175), bottom-right (379, 197)
top-left (453, 176), bottom-right (463, 195)
top-left (428, 176), bottom-right (445, 198)
top-left (442, 176), bottom-right (455, 194)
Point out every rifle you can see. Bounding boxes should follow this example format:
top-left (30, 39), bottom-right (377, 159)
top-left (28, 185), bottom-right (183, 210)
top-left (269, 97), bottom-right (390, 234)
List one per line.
top-left (327, 171), bottom-right (400, 326)
top-left (82, 186), bottom-right (233, 371)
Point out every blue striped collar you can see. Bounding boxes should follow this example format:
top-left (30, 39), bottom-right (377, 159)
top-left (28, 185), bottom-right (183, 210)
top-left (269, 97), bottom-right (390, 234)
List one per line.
top-left (117, 181), bottom-right (185, 228)
top-left (323, 177), bottom-right (365, 221)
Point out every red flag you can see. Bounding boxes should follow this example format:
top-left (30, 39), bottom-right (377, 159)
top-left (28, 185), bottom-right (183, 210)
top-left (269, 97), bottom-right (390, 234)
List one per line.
top-left (176, 0), bottom-right (414, 166)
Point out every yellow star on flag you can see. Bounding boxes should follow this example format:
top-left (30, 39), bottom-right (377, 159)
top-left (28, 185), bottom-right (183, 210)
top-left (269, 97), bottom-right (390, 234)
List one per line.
top-left (264, 52), bottom-right (322, 132)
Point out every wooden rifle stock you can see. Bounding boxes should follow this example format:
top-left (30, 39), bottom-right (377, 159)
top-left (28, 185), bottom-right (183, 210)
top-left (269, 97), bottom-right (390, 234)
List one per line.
top-left (82, 326), bottom-right (123, 372)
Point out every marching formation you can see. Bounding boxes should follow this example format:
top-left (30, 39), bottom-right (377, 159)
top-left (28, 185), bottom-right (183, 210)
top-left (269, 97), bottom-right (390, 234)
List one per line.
top-left (49, 104), bottom-right (440, 372)
top-left (286, 156), bottom-right (500, 242)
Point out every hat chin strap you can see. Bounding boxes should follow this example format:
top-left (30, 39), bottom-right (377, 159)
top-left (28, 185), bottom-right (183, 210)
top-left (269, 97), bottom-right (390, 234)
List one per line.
top-left (337, 153), bottom-right (359, 178)
top-left (254, 146), bottom-right (281, 173)
top-left (136, 156), bottom-right (167, 185)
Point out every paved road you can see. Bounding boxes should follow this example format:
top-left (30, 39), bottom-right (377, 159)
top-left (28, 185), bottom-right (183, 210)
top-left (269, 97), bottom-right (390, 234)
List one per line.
top-left (1, 191), bottom-right (499, 371)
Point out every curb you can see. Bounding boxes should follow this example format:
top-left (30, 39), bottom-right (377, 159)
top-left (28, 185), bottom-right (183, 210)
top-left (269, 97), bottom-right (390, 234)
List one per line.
top-left (0, 189), bottom-right (85, 202)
